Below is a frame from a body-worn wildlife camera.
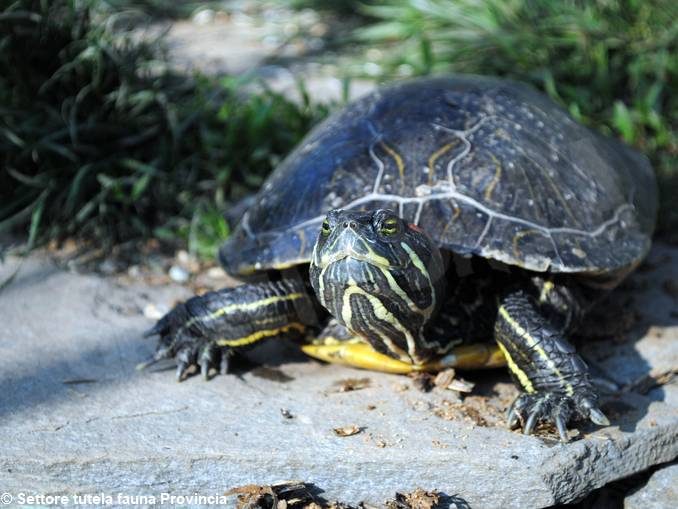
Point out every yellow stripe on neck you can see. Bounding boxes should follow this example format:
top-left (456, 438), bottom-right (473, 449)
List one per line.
top-left (341, 283), bottom-right (413, 362)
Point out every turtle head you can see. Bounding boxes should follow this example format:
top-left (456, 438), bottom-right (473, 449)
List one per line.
top-left (309, 209), bottom-right (445, 364)
top-left (311, 209), bottom-right (421, 271)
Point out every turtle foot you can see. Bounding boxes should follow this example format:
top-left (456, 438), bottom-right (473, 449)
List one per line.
top-left (139, 304), bottom-right (228, 381)
top-left (507, 391), bottom-right (609, 442)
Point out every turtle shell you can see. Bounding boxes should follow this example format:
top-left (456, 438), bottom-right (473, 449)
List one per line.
top-left (220, 75), bottom-right (657, 276)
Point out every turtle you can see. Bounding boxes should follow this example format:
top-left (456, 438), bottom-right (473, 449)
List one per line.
top-left (142, 75), bottom-right (657, 441)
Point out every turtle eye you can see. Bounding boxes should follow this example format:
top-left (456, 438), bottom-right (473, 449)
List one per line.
top-left (380, 217), bottom-right (399, 236)
top-left (321, 219), bottom-right (331, 236)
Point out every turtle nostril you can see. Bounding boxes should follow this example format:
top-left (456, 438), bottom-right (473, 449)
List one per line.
top-left (345, 221), bottom-right (357, 229)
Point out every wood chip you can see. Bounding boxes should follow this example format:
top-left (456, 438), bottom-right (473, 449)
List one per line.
top-left (447, 378), bottom-right (475, 393)
top-left (433, 368), bottom-right (456, 389)
top-left (332, 425), bottom-right (363, 437)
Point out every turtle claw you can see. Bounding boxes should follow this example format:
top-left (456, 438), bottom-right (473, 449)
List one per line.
top-left (523, 404), bottom-right (541, 436)
top-left (136, 355), bottom-right (161, 371)
top-left (589, 407), bottom-right (610, 426)
top-left (581, 398), bottom-right (610, 426)
top-left (176, 362), bottom-right (190, 381)
top-left (174, 346), bottom-right (199, 382)
top-left (506, 407), bottom-right (520, 429)
top-left (200, 359), bottom-right (210, 380)
top-left (555, 414), bottom-right (569, 442)
top-left (136, 344), bottom-right (173, 371)
top-left (508, 390), bottom-right (607, 441)
top-left (198, 344), bottom-right (221, 381)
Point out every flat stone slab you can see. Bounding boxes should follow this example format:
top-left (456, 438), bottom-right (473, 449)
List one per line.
top-left (0, 244), bottom-right (677, 508)
top-left (625, 462), bottom-right (678, 508)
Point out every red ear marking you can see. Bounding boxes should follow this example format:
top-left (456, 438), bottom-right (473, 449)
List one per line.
top-left (408, 223), bottom-right (423, 233)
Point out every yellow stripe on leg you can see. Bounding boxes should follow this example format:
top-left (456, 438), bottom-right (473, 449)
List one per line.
top-left (496, 342), bottom-right (535, 393)
top-left (498, 305), bottom-right (573, 395)
top-left (217, 322), bottom-right (305, 347)
top-left (185, 293), bottom-right (306, 330)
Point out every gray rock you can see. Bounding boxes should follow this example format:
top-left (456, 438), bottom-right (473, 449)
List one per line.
top-left (0, 244), bottom-right (677, 508)
top-left (625, 463), bottom-right (678, 509)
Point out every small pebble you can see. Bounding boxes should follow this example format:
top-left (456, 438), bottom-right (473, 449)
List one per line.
top-left (206, 266), bottom-right (226, 279)
top-left (143, 303), bottom-right (168, 320)
top-left (169, 265), bottom-right (189, 283)
top-left (176, 250), bottom-right (190, 265)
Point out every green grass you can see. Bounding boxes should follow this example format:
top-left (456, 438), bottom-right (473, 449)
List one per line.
top-left (3, 0), bottom-right (676, 259)
top-left (0, 0), bottom-right (328, 256)
top-left (349, 0), bottom-right (677, 232)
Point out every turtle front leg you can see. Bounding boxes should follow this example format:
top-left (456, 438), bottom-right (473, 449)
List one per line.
top-left (495, 289), bottom-right (609, 441)
top-left (141, 278), bottom-right (315, 380)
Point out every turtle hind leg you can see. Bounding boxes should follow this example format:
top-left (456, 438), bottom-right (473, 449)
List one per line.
top-left (302, 320), bottom-right (505, 374)
top-left (141, 279), bottom-right (315, 381)
top-left (495, 288), bottom-right (609, 441)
